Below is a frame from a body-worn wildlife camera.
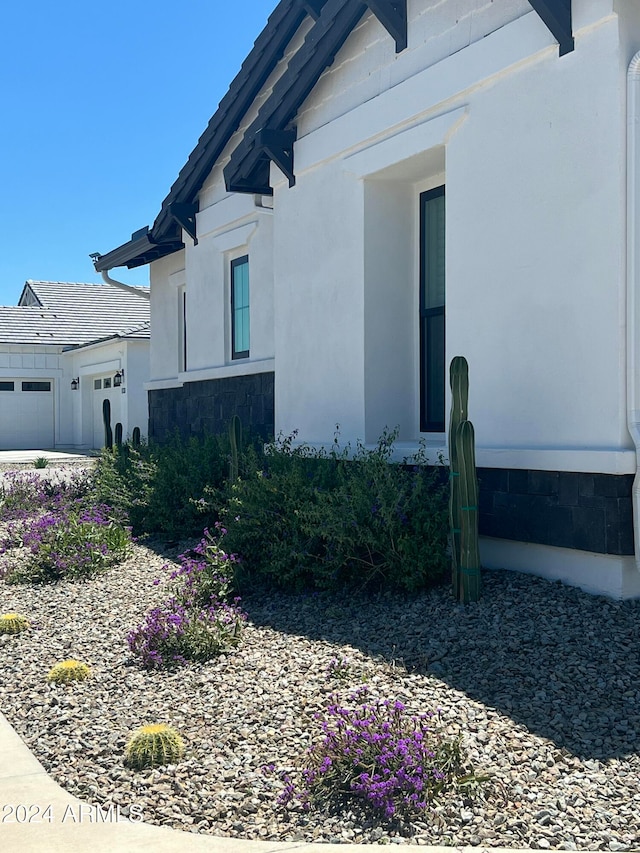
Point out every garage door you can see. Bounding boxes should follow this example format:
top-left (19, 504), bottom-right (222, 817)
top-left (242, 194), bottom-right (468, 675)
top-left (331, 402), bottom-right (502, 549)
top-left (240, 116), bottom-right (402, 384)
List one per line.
top-left (0, 379), bottom-right (54, 449)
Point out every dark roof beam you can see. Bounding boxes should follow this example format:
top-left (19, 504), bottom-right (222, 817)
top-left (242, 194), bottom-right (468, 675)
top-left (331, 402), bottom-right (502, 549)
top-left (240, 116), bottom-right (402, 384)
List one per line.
top-left (297, 0), bottom-right (329, 20)
top-left (365, 0), bottom-right (407, 52)
top-left (169, 202), bottom-right (199, 244)
top-left (258, 128), bottom-right (297, 187)
top-left (528, 0), bottom-right (573, 55)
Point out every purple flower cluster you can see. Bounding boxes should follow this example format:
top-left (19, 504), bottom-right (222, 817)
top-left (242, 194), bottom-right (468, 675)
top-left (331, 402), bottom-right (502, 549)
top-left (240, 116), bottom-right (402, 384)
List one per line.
top-left (0, 473), bottom-right (130, 583)
top-left (127, 531), bottom-right (245, 669)
top-left (276, 688), bottom-right (469, 822)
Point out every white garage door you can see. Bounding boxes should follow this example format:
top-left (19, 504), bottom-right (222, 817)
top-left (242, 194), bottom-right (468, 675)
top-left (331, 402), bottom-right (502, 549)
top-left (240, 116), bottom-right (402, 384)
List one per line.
top-left (0, 379), bottom-right (54, 450)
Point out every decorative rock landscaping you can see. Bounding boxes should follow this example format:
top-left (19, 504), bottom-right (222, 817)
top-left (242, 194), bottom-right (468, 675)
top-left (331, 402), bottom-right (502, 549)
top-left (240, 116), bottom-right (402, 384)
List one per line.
top-left (0, 542), bottom-right (639, 850)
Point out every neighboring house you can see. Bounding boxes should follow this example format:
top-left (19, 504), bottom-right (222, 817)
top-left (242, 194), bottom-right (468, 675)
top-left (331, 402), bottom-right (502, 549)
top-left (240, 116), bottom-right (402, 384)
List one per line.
top-left (93, 0), bottom-right (640, 599)
top-left (0, 281), bottom-right (150, 450)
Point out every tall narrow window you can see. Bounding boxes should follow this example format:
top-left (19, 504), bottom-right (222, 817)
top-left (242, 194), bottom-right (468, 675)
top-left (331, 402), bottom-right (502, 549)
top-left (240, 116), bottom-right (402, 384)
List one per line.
top-left (231, 255), bottom-right (250, 359)
top-left (178, 286), bottom-right (187, 372)
top-left (420, 186), bottom-right (445, 432)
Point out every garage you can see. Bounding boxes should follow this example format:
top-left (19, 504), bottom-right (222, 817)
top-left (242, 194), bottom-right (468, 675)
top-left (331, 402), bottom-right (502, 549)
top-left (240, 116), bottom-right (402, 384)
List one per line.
top-left (0, 379), bottom-right (54, 450)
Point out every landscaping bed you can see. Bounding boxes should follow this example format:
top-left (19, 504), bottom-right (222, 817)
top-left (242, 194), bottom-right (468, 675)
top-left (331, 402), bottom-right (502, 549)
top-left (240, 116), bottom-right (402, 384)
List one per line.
top-left (0, 539), bottom-right (639, 849)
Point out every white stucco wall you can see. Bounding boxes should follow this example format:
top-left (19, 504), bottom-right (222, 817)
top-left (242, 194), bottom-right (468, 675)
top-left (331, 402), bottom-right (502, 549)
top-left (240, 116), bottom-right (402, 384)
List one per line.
top-left (270, 1), bottom-right (636, 479)
top-left (66, 338), bottom-right (149, 449)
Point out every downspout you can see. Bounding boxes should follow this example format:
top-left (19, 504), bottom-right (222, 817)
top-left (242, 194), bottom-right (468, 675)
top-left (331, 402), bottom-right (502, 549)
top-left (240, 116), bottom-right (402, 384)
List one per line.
top-left (627, 51), bottom-right (640, 569)
top-left (98, 269), bottom-right (150, 301)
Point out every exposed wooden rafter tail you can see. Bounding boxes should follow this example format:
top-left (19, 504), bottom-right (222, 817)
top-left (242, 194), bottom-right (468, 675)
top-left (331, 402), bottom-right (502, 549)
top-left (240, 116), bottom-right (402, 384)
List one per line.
top-left (528, 0), bottom-right (574, 55)
top-left (365, 0), bottom-right (407, 53)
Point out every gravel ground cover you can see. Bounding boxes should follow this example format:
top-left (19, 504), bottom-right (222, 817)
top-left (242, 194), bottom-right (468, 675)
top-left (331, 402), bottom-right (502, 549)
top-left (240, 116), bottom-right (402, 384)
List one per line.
top-left (1, 528), bottom-right (639, 850)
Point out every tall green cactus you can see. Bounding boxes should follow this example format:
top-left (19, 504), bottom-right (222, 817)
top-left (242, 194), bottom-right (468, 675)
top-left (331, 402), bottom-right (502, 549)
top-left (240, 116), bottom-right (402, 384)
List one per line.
top-left (448, 356), bottom-right (481, 603)
top-left (115, 422), bottom-right (123, 448)
top-left (132, 427), bottom-right (141, 447)
top-left (102, 399), bottom-right (113, 449)
top-left (228, 415), bottom-right (242, 483)
top-left (456, 419), bottom-right (481, 603)
top-left (448, 357), bottom-right (468, 600)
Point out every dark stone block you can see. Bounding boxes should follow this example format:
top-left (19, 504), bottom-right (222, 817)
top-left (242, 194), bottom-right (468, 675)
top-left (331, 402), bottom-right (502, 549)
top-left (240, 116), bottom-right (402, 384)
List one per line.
top-left (606, 497), bottom-right (635, 555)
top-left (593, 473), bottom-right (633, 498)
top-left (571, 506), bottom-right (606, 552)
top-left (578, 474), bottom-right (594, 497)
top-left (577, 494), bottom-right (607, 510)
top-left (149, 372), bottom-right (275, 444)
top-left (477, 467), bottom-right (508, 493)
top-left (508, 469), bottom-right (528, 494)
top-left (558, 474), bottom-right (580, 507)
top-left (528, 502), bottom-right (573, 548)
top-left (528, 470), bottom-right (559, 496)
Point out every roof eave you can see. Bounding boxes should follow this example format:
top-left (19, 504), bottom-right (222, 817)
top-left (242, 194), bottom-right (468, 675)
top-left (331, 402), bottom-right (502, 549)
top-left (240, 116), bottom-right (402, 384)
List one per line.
top-left (93, 234), bottom-right (184, 271)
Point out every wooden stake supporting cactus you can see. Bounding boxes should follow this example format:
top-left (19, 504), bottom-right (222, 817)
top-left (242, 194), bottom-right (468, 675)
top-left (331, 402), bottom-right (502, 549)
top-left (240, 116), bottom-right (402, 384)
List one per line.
top-left (448, 356), bottom-right (481, 603)
top-left (455, 420), bottom-right (481, 603)
top-left (228, 414), bottom-right (242, 483)
top-left (102, 399), bottom-right (113, 449)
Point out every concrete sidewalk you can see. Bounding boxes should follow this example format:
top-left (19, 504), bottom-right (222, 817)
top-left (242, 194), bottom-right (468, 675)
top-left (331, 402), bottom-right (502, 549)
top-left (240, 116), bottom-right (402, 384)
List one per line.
top-left (0, 711), bottom-right (543, 853)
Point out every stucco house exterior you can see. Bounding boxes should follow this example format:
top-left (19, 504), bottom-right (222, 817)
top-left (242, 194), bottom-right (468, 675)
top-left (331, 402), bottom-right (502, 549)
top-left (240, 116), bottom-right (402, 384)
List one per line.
top-left (93, 0), bottom-right (640, 599)
top-left (0, 281), bottom-right (150, 450)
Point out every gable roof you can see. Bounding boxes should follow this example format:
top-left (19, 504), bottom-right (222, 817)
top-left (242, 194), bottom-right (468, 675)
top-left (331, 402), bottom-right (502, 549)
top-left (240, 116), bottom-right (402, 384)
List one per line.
top-left (94, 0), bottom-right (573, 270)
top-left (0, 281), bottom-right (150, 347)
top-left (93, 0), bottom-right (307, 273)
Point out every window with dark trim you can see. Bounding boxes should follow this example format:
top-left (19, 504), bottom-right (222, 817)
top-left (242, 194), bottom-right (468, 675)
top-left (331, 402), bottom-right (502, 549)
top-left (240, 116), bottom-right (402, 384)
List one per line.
top-left (419, 186), bottom-right (445, 432)
top-left (103, 377), bottom-right (112, 389)
top-left (178, 286), bottom-right (187, 372)
top-left (231, 255), bottom-right (250, 360)
top-left (94, 379), bottom-right (102, 390)
top-left (22, 381), bottom-right (51, 392)
top-left (0, 381), bottom-right (14, 391)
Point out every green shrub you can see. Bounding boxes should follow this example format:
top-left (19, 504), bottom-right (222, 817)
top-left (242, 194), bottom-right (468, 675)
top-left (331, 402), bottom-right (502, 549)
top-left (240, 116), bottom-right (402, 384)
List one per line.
top-left (92, 433), bottom-right (232, 538)
top-left (33, 456), bottom-right (49, 469)
top-left (220, 428), bottom-right (448, 592)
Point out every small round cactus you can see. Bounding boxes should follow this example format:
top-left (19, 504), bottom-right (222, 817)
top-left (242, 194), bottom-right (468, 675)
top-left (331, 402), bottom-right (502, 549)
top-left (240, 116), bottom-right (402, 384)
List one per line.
top-left (124, 723), bottom-right (185, 770)
top-left (0, 613), bottom-right (30, 634)
top-left (46, 659), bottom-right (91, 685)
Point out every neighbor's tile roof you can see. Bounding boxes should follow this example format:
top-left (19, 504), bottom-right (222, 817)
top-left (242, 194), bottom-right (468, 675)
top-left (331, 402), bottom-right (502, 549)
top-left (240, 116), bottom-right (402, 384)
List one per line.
top-left (0, 281), bottom-right (150, 346)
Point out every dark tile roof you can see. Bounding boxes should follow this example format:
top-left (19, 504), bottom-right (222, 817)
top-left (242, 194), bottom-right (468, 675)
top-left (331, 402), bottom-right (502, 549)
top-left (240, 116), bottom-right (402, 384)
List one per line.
top-left (94, 0), bottom-right (306, 272)
top-left (224, 0), bottom-right (369, 194)
top-left (94, 0), bottom-right (573, 269)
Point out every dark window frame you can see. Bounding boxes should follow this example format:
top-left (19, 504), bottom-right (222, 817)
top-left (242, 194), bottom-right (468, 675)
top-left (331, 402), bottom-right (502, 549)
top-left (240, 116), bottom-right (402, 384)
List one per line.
top-left (419, 185), bottom-right (446, 433)
top-left (231, 255), bottom-right (250, 360)
top-left (0, 381), bottom-right (15, 392)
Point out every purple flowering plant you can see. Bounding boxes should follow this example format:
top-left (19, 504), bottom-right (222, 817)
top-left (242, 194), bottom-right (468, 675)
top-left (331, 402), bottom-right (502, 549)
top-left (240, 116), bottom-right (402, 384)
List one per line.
top-left (127, 529), bottom-right (245, 669)
top-left (0, 471), bottom-right (131, 583)
top-left (276, 687), bottom-right (482, 822)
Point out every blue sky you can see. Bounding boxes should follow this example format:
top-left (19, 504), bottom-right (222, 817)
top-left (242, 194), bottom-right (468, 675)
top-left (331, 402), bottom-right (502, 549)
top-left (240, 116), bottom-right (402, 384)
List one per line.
top-left (0, 0), bottom-right (276, 305)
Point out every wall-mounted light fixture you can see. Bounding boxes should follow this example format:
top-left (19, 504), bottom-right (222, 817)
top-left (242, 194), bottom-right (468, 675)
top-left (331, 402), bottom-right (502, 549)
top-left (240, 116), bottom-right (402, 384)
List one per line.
top-left (113, 369), bottom-right (124, 387)
top-left (71, 377), bottom-right (79, 391)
